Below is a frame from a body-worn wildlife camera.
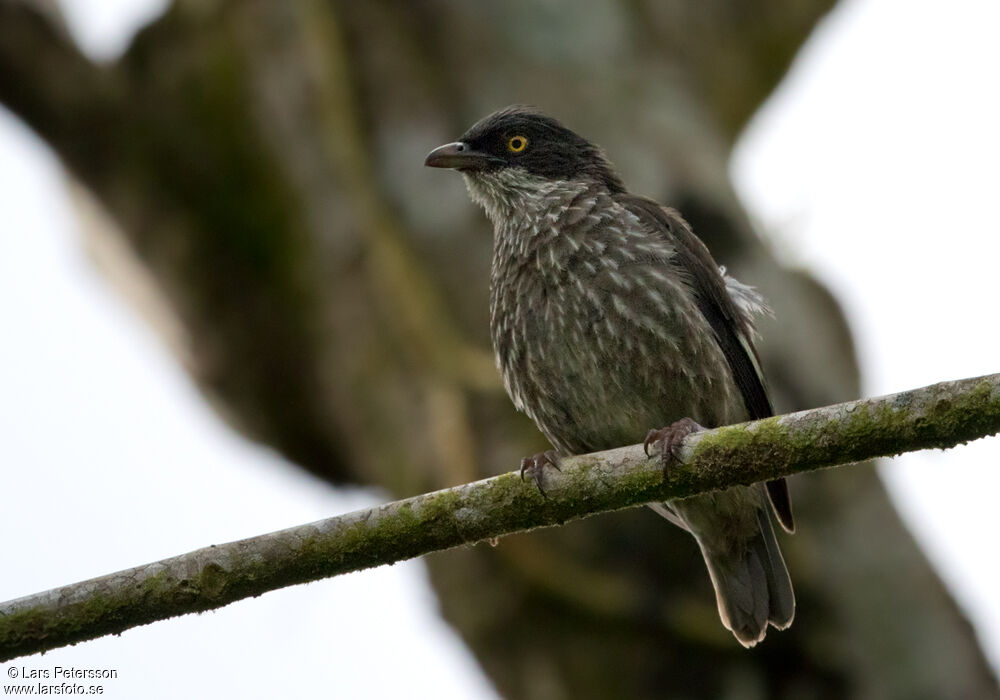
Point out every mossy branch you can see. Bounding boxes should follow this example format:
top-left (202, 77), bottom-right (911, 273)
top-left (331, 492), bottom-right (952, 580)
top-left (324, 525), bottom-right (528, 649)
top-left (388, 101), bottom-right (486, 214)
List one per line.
top-left (3, 373), bottom-right (999, 662)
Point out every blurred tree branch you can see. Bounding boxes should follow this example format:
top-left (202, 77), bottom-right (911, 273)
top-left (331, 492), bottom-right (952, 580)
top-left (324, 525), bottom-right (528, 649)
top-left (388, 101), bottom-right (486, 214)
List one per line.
top-left (3, 372), bottom-right (999, 662)
top-left (0, 2), bottom-right (123, 180)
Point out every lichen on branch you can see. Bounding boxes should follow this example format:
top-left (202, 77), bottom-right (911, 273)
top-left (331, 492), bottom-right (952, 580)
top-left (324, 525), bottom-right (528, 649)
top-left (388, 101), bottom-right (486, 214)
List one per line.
top-left (2, 372), bottom-right (999, 662)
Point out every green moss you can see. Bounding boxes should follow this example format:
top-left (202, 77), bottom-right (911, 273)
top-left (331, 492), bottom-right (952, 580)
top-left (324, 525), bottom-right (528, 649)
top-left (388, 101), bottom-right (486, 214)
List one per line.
top-left (7, 376), bottom-right (999, 662)
top-left (139, 570), bottom-right (172, 596)
top-left (197, 563), bottom-right (228, 600)
top-left (0, 606), bottom-right (50, 646)
top-left (683, 379), bottom-right (1000, 495)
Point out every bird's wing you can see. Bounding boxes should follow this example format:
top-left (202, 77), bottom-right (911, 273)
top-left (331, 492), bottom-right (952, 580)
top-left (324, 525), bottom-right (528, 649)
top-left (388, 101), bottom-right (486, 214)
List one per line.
top-left (617, 194), bottom-right (794, 533)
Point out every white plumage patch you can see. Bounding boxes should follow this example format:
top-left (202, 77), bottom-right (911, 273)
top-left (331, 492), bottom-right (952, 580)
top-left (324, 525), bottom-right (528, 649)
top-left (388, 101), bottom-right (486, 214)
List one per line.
top-left (721, 267), bottom-right (772, 336)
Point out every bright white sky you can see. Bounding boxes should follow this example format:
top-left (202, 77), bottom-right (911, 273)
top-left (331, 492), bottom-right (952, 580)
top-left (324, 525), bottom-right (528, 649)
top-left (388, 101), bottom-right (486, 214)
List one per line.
top-left (0, 0), bottom-right (998, 696)
top-left (732, 0), bottom-right (1000, 670)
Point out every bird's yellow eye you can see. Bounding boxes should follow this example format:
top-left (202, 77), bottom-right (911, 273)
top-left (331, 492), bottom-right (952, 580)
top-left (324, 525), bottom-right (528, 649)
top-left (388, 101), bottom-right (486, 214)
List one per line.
top-left (507, 135), bottom-right (528, 153)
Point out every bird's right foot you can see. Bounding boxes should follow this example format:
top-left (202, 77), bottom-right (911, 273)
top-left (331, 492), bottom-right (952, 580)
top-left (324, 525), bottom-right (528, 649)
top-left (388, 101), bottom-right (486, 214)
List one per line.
top-left (520, 450), bottom-right (561, 496)
top-left (643, 417), bottom-right (704, 477)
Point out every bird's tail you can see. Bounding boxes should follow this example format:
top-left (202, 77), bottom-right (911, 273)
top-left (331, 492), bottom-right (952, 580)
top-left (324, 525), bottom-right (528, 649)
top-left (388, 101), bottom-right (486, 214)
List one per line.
top-left (696, 508), bottom-right (795, 648)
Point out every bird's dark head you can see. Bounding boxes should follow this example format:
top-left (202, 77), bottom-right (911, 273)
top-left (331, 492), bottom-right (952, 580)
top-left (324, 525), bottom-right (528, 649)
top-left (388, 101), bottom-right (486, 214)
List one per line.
top-left (425, 106), bottom-right (624, 194)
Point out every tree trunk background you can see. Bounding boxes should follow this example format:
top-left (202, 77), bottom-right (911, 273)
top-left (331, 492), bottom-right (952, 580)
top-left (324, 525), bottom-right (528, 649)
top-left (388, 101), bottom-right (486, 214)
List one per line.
top-left (0, 1), bottom-right (995, 698)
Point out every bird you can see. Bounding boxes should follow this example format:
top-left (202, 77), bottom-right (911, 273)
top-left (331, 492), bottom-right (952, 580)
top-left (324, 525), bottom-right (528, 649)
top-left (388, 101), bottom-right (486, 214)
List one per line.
top-left (424, 105), bottom-right (794, 647)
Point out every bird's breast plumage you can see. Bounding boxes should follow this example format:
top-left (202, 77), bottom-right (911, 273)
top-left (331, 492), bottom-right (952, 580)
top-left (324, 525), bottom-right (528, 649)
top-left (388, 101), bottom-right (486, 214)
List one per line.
top-left (435, 108), bottom-right (793, 647)
top-left (480, 172), bottom-right (744, 455)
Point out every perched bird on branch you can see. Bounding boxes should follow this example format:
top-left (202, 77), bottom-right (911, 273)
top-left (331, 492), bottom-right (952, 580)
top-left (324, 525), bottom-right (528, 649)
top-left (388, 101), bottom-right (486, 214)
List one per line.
top-left (425, 106), bottom-right (794, 647)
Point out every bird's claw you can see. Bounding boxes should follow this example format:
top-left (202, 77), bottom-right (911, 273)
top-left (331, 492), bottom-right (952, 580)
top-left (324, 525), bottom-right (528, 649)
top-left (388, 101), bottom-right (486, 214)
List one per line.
top-left (520, 450), bottom-right (561, 496)
top-left (644, 418), bottom-right (704, 476)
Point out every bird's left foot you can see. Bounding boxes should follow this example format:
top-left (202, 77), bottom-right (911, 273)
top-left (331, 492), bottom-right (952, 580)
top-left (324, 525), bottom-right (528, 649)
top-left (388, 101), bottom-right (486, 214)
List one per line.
top-left (644, 418), bottom-right (704, 477)
top-left (520, 450), bottom-right (561, 496)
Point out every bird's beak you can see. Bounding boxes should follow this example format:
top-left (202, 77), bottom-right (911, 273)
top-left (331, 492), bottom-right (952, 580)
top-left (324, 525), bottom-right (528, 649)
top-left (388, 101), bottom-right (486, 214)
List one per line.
top-left (424, 141), bottom-right (494, 171)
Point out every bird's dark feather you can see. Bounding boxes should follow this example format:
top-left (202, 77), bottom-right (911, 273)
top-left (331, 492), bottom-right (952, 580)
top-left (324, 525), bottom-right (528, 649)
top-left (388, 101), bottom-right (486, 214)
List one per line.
top-left (615, 194), bottom-right (795, 533)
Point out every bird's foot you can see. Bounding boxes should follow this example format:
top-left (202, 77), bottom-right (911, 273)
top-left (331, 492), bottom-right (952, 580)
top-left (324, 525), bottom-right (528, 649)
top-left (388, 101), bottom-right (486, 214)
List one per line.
top-left (520, 450), bottom-right (561, 496)
top-left (643, 418), bottom-right (704, 477)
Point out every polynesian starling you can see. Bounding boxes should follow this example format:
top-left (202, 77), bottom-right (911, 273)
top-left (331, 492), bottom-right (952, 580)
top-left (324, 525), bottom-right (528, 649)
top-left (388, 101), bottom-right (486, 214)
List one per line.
top-left (425, 106), bottom-right (794, 647)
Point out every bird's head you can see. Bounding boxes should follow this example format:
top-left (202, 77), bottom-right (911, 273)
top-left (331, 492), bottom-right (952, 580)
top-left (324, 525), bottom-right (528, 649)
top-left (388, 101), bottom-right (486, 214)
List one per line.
top-left (425, 107), bottom-right (624, 211)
